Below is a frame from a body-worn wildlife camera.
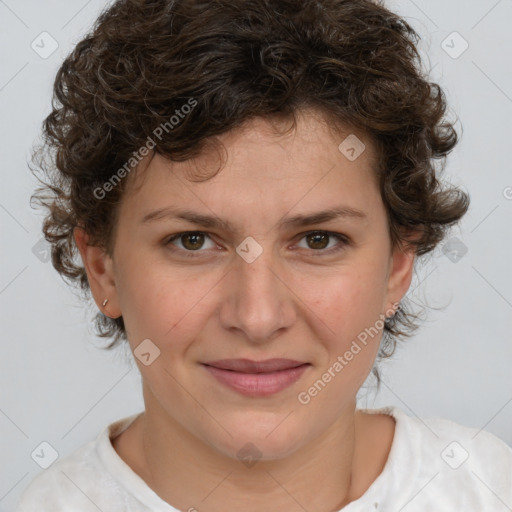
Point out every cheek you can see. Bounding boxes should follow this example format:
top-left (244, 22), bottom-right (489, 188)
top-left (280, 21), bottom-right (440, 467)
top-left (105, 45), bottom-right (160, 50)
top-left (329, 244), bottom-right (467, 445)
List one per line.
top-left (303, 273), bottom-right (386, 399)
top-left (316, 267), bottom-right (387, 337)
top-left (116, 243), bottom-right (388, 357)
top-left (115, 254), bottom-right (217, 344)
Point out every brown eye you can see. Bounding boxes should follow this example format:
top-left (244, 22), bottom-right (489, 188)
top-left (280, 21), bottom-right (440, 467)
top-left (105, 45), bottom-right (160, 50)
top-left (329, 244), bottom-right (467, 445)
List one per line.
top-left (180, 233), bottom-right (205, 250)
top-left (166, 232), bottom-right (216, 254)
top-left (306, 232), bottom-right (330, 250)
top-left (296, 231), bottom-right (349, 255)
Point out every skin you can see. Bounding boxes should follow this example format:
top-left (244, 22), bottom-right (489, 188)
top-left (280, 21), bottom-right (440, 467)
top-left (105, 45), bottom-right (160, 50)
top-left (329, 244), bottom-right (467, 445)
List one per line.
top-left (75, 109), bottom-right (415, 511)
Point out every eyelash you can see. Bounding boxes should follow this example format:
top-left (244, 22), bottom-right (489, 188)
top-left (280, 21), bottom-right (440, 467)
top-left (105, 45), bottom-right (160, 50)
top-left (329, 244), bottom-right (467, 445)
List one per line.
top-left (164, 231), bottom-right (350, 258)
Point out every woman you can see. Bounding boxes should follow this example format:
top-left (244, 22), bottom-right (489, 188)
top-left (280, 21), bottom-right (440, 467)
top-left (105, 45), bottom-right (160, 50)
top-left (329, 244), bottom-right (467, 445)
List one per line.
top-left (17, 0), bottom-right (512, 510)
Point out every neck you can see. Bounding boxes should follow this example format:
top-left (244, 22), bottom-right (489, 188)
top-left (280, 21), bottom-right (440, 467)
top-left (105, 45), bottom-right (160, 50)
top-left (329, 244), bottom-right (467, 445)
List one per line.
top-left (137, 391), bottom-right (362, 512)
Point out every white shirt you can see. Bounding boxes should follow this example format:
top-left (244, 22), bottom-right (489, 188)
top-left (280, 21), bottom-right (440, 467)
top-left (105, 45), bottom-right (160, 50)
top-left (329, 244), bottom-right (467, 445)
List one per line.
top-left (15, 406), bottom-right (512, 511)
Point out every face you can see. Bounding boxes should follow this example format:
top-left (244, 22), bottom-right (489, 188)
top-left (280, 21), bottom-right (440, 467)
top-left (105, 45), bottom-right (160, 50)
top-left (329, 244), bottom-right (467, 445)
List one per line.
top-left (82, 110), bottom-right (413, 460)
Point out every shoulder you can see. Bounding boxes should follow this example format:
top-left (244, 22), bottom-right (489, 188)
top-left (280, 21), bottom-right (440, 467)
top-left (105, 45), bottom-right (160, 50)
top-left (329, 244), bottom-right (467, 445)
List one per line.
top-left (395, 407), bottom-right (512, 469)
top-left (412, 410), bottom-right (512, 505)
top-left (15, 439), bottom-right (109, 511)
top-left (15, 415), bottom-right (141, 512)
top-left (362, 406), bottom-right (512, 509)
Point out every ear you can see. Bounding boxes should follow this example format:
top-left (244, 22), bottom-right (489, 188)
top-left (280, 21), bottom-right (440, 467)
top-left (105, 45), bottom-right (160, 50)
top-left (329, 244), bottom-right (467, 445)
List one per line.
top-left (383, 233), bottom-right (417, 316)
top-left (73, 227), bottom-right (121, 319)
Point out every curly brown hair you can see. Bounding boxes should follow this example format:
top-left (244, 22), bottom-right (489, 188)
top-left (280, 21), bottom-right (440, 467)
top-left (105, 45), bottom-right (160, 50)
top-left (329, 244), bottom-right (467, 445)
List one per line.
top-left (31, 0), bottom-right (469, 383)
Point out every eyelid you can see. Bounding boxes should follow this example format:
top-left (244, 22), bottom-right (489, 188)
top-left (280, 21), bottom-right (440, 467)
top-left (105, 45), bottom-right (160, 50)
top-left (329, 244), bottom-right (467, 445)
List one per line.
top-left (293, 230), bottom-right (350, 256)
top-left (165, 231), bottom-right (219, 251)
top-left (165, 230), bottom-right (350, 257)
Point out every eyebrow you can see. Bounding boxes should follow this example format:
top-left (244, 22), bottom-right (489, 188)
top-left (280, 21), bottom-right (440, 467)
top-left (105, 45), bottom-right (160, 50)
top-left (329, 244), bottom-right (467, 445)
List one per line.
top-left (140, 205), bottom-right (367, 231)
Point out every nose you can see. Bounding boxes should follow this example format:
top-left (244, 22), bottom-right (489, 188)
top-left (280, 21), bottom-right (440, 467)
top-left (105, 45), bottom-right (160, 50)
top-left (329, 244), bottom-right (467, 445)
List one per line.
top-left (219, 245), bottom-right (296, 344)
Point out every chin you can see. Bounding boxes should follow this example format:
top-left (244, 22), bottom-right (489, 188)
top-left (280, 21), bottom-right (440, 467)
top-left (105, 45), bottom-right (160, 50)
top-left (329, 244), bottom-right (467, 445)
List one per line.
top-left (203, 415), bottom-right (310, 462)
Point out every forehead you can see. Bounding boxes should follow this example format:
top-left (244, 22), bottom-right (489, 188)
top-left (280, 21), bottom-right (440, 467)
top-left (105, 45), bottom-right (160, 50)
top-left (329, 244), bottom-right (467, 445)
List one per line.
top-left (120, 111), bottom-right (381, 226)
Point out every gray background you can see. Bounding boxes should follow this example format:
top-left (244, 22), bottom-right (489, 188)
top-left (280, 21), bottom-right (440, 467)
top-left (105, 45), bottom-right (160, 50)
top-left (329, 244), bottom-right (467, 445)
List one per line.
top-left (1, 0), bottom-right (511, 510)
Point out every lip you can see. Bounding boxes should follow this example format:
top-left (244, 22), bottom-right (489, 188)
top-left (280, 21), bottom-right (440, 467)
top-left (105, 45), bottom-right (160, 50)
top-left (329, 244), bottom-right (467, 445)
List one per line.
top-left (204, 358), bottom-right (307, 373)
top-left (202, 359), bottom-right (310, 397)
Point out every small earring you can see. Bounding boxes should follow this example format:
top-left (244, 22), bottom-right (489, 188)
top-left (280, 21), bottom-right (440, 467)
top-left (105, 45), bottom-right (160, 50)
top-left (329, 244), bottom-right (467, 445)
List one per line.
top-left (102, 299), bottom-right (109, 307)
